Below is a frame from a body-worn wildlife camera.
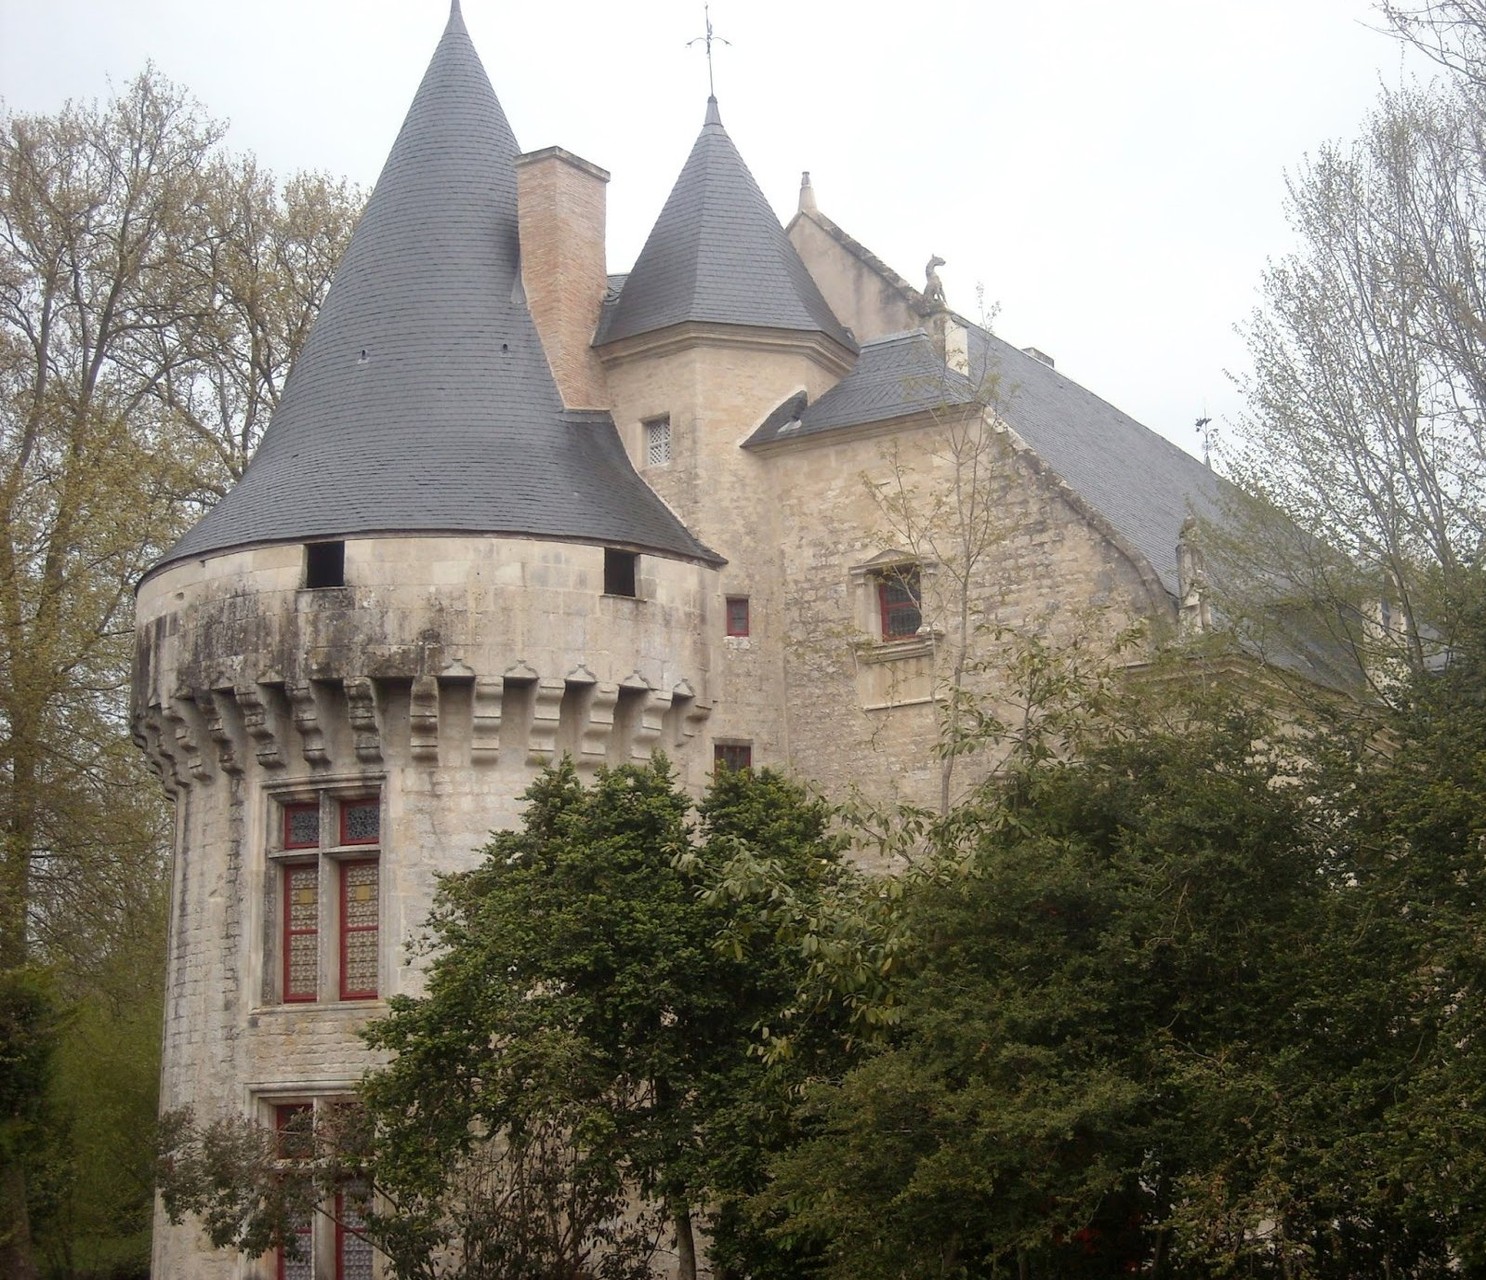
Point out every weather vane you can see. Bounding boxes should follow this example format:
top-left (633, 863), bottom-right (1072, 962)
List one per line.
top-left (1195, 415), bottom-right (1213, 469)
top-left (687, 3), bottom-right (731, 99)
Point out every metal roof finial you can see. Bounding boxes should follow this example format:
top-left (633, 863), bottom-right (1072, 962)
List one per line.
top-left (687, 3), bottom-right (731, 100)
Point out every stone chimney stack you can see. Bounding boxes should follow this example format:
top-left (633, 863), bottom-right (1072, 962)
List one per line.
top-left (516, 147), bottom-right (611, 409)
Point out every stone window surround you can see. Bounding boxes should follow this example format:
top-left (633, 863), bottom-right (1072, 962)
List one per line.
top-left (849, 551), bottom-right (940, 661)
top-left (255, 1091), bottom-right (374, 1280)
top-left (264, 777), bottom-right (385, 1008)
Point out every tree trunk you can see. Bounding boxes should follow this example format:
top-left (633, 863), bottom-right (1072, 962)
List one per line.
top-left (0, 1162), bottom-right (37, 1280)
top-left (672, 1199), bottom-right (697, 1280)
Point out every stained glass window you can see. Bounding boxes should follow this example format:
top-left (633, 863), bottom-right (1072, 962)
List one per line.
top-left (336, 1185), bottom-right (375, 1280)
top-left (284, 865), bottom-right (319, 1001)
top-left (284, 802), bottom-right (320, 849)
top-left (340, 798), bottom-right (379, 846)
top-left (339, 860), bottom-right (379, 1000)
top-left (275, 1104), bottom-right (315, 1280)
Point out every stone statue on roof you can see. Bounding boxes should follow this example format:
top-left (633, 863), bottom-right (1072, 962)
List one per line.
top-left (925, 254), bottom-right (947, 308)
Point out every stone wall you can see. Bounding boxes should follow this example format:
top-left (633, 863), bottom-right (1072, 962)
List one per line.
top-left (601, 328), bottom-right (850, 772)
top-left (135, 534), bottom-right (718, 1277)
top-left (762, 410), bottom-right (1172, 826)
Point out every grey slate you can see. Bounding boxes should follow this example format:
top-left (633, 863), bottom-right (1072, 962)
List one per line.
top-left (747, 327), bottom-right (1225, 598)
top-left (594, 98), bottom-right (856, 351)
top-left (154, 5), bottom-right (717, 574)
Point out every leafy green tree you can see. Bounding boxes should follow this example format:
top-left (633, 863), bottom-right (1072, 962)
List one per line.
top-left (763, 670), bottom-right (1469, 1279)
top-left (158, 757), bottom-right (845, 1280)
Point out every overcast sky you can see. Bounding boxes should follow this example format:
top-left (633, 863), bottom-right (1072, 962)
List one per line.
top-left (1, 0), bottom-right (1424, 459)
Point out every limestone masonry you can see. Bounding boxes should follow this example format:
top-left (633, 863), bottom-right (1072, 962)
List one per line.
top-left (132, 5), bottom-right (1236, 1275)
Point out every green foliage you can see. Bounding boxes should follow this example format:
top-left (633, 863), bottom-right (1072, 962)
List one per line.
top-left (157, 757), bottom-right (845, 1280)
top-left (763, 666), bottom-right (1483, 1279)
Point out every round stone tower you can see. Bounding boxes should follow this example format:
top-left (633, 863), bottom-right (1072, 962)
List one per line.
top-left (132, 7), bottom-right (720, 1274)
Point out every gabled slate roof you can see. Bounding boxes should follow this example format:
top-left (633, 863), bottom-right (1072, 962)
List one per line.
top-left (748, 327), bottom-right (1225, 597)
top-left (747, 332), bottom-right (977, 444)
top-left (153, 3), bottom-right (717, 575)
top-left (595, 98), bottom-right (856, 351)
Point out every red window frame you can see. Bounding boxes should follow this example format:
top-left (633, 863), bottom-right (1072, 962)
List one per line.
top-left (338, 858), bottom-right (379, 1001)
top-left (714, 743), bottom-right (753, 772)
top-left (725, 596), bottom-right (750, 637)
top-left (282, 863), bottom-right (319, 1003)
top-left (877, 567), bottom-right (922, 639)
top-left (283, 801), bottom-right (320, 850)
top-left (338, 797), bottom-right (380, 847)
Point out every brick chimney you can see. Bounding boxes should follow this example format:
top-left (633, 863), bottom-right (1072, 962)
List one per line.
top-left (515, 147), bottom-right (611, 409)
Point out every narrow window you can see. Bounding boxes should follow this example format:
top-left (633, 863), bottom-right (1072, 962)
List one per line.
top-left (335, 1186), bottom-right (375, 1279)
top-left (878, 565), bottom-right (922, 639)
top-left (275, 1105), bottom-right (315, 1280)
top-left (305, 540), bottom-right (346, 589)
top-left (714, 742), bottom-right (753, 772)
top-left (283, 864), bottom-right (320, 1002)
top-left (339, 859), bottom-right (380, 1000)
top-left (725, 596), bottom-right (750, 637)
top-left (644, 415), bottom-right (672, 466)
top-left (604, 548), bottom-right (638, 597)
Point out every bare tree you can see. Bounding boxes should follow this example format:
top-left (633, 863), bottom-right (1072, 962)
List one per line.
top-left (1223, 81), bottom-right (1486, 685)
top-left (0, 69), bottom-right (358, 1277)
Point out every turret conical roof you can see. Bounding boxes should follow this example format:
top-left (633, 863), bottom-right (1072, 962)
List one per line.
top-left (156, 5), bottom-right (716, 573)
top-left (596, 98), bottom-right (855, 350)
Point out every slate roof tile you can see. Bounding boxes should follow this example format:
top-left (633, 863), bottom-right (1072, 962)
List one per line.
top-left (747, 327), bottom-right (1226, 597)
top-left (155, 4), bottom-right (717, 574)
top-left (595, 99), bottom-right (855, 351)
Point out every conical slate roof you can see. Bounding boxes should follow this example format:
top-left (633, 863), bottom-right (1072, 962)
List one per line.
top-left (154, 4), bottom-right (717, 574)
top-left (595, 98), bottom-right (855, 350)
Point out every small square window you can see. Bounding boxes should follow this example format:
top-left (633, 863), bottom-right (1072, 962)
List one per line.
top-left (604, 548), bottom-right (638, 598)
top-left (305, 540), bottom-right (345, 589)
top-left (644, 415), bottom-right (672, 466)
top-left (340, 798), bottom-right (380, 846)
top-left (725, 596), bottom-right (750, 637)
top-left (714, 742), bottom-right (753, 772)
top-left (283, 802), bottom-right (320, 850)
top-left (878, 566), bottom-right (922, 639)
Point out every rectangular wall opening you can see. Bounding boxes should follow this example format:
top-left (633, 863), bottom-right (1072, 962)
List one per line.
top-left (305, 540), bottom-right (346, 588)
top-left (604, 548), bottom-right (638, 597)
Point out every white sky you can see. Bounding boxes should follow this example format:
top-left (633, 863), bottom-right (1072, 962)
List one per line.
top-left (0, 0), bottom-right (1424, 458)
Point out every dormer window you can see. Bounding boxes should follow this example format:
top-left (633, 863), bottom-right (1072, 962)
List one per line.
top-left (305, 541), bottom-right (345, 589)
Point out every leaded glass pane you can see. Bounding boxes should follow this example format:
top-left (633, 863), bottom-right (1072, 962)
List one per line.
top-left (341, 799), bottom-right (379, 845)
top-left (338, 1186), bottom-right (375, 1279)
top-left (341, 861), bottom-right (378, 999)
top-left (285, 865), bottom-right (318, 1001)
top-left (343, 863), bottom-right (378, 928)
top-left (281, 1234), bottom-right (313, 1280)
top-left (284, 803), bottom-right (320, 849)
